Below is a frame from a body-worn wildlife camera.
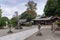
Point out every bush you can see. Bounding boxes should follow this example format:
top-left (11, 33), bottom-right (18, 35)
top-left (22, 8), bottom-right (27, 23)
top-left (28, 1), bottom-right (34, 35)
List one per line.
top-left (24, 22), bottom-right (30, 26)
top-left (0, 19), bottom-right (5, 28)
top-left (0, 17), bottom-right (9, 29)
top-left (57, 21), bottom-right (60, 27)
top-left (10, 17), bottom-right (17, 27)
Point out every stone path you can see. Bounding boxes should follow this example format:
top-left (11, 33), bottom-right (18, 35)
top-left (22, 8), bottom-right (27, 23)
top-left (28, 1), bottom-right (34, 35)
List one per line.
top-left (25, 26), bottom-right (60, 40)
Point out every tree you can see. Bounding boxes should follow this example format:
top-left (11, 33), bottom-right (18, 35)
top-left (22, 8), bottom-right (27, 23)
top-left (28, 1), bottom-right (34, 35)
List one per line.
top-left (10, 17), bottom-right (17, 27)
top-left (2, 17), bottom-right (9, 25)
top-left (8, 20), bottom-right (13, 33)
top-left (26, 1), bottom-right (37, 11)
top-left (0, 7), bottom-right (3, 28)
top-left (20, 10), bottom-right (37, 21)
top-left (0, 19), bottom-right (4, 28)
top-left (44, 0), bottom-right (60, 17)
top-left (55, 0), bottom-right (60, 16)
top-left (0, 17), bottom-right (9, 28)
top-left (0, 6), bottom-right (2, 18)
top-left (14, 11), bottom-right (22, 29)
top-left (20, 1), bottom-right (37, 21)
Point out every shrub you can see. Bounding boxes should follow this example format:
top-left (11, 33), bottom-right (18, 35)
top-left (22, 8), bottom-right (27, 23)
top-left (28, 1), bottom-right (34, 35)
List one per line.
top-left (24, 22), bottom-right (30, 26)
top-left (10, 17), bottom-right (17, 27)
top-left (57, 20), bottom-right (60, 27)
top-left (0, 19), bottom-right (5, 28)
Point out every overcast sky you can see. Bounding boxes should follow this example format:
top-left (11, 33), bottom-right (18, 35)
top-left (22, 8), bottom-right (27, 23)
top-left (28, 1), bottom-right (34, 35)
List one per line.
top-left (0, 0), bottom-right (47, 19)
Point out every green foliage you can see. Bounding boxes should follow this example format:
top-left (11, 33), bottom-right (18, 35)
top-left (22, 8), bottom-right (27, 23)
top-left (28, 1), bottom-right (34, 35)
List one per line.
top-left (20, 1), bottom-right (37, 22)
top-left (10, 17), bottom-right (17, 27)
top-left (44, 0), bottom-right (60, 17)
top-left (0, 18), bottom-right (4, 28)
top-left (26, 1), bottom-right (37, 11)
top-left (20, 10), bottom-right (37, 22)
top-left (2, 17), bottom-right (9, 24)
top-left (0, 7), bottom-right (2, 18)
top-left (57, 20), bottom-right (60, 27)
top-left (24, 22), bottom-right (30, 26)
top-left (0, 17), bottom-right (9, 28)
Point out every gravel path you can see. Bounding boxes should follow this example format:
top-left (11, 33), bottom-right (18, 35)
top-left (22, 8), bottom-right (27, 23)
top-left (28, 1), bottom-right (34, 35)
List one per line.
top-left (0, 26), bottom-right (35, 37)
top-left (0, 27), bottom-right (38, 40)
top-left (25, 26), bottom-right (60, 40)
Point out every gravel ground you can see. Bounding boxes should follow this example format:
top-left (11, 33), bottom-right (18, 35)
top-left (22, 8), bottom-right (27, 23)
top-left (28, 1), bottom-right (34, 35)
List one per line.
top-left (25, 26), bottom-right (60, 40)
top-left (0, 26), bottom-right (35, 37)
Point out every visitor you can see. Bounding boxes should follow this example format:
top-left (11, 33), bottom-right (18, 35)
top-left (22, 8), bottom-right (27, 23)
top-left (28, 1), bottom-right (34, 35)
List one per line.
top-left (36, 23), bottom-right (42, 36)
top-left (38, 23), bottom-right (41, 31)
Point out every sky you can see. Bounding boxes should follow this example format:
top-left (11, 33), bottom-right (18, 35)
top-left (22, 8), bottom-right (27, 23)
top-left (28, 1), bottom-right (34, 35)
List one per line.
top-left (0, 0), bottom-right (47, 19)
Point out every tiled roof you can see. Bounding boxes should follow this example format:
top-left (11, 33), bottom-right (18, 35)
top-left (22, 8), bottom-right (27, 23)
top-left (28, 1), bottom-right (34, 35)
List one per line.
top-left (33, 16), bottom-right (52, 21)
